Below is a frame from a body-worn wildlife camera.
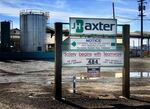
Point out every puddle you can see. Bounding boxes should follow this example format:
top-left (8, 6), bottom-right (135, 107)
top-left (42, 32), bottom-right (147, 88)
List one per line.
top-left (130, 72), bottom-right (150, 78)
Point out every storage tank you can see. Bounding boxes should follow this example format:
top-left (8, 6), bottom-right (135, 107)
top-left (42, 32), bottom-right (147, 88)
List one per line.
top-left (20, 10), bottom-right (49, 52)
top-left (0, 21), bottom-right (11, 51)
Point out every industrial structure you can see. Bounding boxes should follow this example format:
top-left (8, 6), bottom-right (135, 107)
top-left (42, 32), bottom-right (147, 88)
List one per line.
top-left (0, 21), bottom-right (11, 52)
top-left (20, 10), bottom-right (49, 52)
top-left (0, 8), bottom-right (149, 59)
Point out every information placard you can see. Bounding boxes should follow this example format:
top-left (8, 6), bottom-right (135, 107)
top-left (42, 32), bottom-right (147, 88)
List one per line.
top-left (62, 51), bottom-right (123, 67)
top-left (68, 38), bottom-right (116, 50)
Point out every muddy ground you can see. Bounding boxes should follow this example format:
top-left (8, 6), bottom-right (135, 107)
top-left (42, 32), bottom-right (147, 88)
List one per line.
top-left (0, 58), bottom-right (150, 109)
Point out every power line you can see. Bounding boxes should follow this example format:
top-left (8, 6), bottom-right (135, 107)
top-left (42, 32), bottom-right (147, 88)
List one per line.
top-left (117, 19), bottom-right (137, 23)
top-left (116, 16), bottom-right (150, 20)
top-left (116, 16), bottom-right (139, 20)
top-left (116, 16), bottom-right (150, 24)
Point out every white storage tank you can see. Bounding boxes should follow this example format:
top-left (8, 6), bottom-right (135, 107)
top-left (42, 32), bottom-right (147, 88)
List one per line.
top-left (20, 10), bottom-right (49, 52)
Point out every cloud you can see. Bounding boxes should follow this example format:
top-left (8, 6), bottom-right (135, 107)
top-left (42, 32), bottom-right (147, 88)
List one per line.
top-left (116, 7), bottom-right (137, 13)
top-left (115, 7), bottom-right (138, 24)
top-left (113, 0), bottom-right (127, 4)
top-left (18, 0), bottom-right (68, 10)
top-left (0, 2), bottom-right (20, 17)
top-left (0, 0), bottom-right (111, 21)
top-left (115, 7), bottom-right (138, 16)
top-left (96, 0), bottom-right (127, 4)
top-left (0, 0), bottom-right (69, 17)
top-left (1, 0), bottom-right (142, 31)
top-left (50, 10), bottom-right (111, 23)
top-left (55, 0), bottom-right (66, 9)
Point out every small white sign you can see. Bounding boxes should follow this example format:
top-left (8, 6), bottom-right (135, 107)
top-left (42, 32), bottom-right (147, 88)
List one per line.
top-left (87, 67), bottom-right (100, 77)
top-left (62, 51), bottom-right (123, 67)
top-left (69, 38), bottom-right (116, 50)
top-left (70, 17), bottom-right (117, 35)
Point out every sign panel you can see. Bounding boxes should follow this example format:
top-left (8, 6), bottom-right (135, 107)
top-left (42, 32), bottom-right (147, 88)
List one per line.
top-left (70, 17), bottom-right (117, 35)
top-left (69, 38), bottom-right (116, 50)
top-left (62, 51), bottom-right (123, 67)
top-left (87, 67), bottom-right (100, 77)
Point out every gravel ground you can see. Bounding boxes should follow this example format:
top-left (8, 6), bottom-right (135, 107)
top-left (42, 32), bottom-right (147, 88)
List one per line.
top-left (0, 58), bottom-right (150, 109)
top-left (0, 83), bottom-right (78, 109)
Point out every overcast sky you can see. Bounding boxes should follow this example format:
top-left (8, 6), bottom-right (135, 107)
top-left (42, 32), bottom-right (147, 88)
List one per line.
top-left (0, 0), bottom-right (150, 32)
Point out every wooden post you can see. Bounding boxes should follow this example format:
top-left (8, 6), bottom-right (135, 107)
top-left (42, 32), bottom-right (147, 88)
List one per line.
top-left (55, 22), bottom-right (62, 100)
top-left (122, 25), bottom-right (130, 98)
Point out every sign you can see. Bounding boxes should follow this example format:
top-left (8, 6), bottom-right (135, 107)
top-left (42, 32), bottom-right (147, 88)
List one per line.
top-left (62, 51), bottom-right (123, 67)
top-left (69, 38), bottom-right (116, 50)
top-left (70, 17), bottom-right (117, 35)
top-left (87, 67), bottom-right (100, 77)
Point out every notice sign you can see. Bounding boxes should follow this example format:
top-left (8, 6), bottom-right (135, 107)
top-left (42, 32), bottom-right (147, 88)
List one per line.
top-left (69, 38), bottom-right (116, 50)
top-left (70, 17), bottom-right (117, 35)
top-left (87, 67), bottom-right (100, 77)
top-left (62, 51), bottom-right (123, 67)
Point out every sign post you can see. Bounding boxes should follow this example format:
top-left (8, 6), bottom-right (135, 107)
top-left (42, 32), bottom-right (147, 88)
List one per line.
top-left (55, 22), bottom-right (62, 100)
top-left (122, 25), bottom-right (130, 98)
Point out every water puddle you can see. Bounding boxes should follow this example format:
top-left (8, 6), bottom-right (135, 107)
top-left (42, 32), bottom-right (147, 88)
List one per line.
top-left (130, 72), bottom-right (150, 78)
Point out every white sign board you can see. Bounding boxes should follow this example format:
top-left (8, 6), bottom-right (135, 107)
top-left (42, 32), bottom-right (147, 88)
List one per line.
top-left (69, 38), bottom-right (116, 50)
top-left (62, 51), bottom-right (123, 67)
top-left (70, 17), bottom-right (117, 35)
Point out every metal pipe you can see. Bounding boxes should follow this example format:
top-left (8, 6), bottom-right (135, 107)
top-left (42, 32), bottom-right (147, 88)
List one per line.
top-left (73, 76), bottom-right (76, 94)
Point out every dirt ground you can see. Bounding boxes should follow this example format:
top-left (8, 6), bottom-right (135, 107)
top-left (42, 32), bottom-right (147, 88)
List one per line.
top-left (0, 58), bottom-right (150, 109)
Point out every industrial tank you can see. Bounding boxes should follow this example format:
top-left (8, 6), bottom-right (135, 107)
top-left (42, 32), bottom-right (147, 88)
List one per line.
top-left (20, 10), bottom-right (49, 52)
top-left (0, 21), bottom-right (11, 51)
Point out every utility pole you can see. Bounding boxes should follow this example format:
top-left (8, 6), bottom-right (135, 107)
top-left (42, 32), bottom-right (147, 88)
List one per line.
top-left (112, 2), bottom-right (115, 19)
top-left (138, 0), bottom-right (146, 57)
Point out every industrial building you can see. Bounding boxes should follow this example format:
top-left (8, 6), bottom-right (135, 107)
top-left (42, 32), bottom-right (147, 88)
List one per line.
top-left (1, 26), bottom-right (150, 54)
top-left (0, 27), bottom-right (68, 51)
top-left (0, 9), bottom-right (150, 59)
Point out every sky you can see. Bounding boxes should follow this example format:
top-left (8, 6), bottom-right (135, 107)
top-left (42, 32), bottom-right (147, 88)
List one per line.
top-left (0, 0), bottom-right (150, 32)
